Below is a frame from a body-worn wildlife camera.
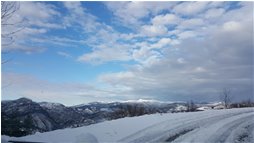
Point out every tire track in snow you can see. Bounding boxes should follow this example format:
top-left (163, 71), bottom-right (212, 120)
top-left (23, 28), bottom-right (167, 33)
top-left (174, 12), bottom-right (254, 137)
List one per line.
top-left (171, 112), bottom-right (254, 143)
top-left (119, 108), bottom-right (254, 143)
top-left (157, 112), bottom-right (254, 143)
top-left (212, 114), bottom-right (254, 143)
top-left (226, 117), bottom-right (254, 143)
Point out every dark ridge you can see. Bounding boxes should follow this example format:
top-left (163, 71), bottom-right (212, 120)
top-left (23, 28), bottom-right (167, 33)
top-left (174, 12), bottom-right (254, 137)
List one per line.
top-left (165, 128), bottom-right (194, 142)
top-left (8, 141), bottom-right (45, 143)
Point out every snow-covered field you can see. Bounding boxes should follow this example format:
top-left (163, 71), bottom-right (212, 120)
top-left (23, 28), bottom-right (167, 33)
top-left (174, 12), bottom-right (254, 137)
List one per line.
top-left (2, 107), bottom-right (254, 143)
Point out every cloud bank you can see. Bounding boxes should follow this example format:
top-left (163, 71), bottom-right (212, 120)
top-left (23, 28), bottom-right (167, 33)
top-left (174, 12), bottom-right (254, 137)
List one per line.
top-left (2, 2), bottom-right (253, 104)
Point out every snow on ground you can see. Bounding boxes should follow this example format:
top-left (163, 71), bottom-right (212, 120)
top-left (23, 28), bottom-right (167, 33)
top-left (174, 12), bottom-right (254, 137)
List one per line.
top-left (2, 107), bottom-right (254, 143)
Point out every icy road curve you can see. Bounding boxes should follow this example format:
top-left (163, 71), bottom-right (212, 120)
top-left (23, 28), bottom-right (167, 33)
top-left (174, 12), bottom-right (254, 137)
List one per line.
top-left (2, 107), bottom-right (254, 143)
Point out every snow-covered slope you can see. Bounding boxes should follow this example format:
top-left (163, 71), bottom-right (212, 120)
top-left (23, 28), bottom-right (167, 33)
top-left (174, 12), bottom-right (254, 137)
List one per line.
top-left (2, 107), bottom-right (254, 143)
top-left (2, 98), bottom-right (189, 137)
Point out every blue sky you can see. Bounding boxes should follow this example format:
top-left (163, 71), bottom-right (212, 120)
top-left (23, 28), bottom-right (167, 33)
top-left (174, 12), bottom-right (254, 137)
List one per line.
top-left (1, 1), bottom-right (253, 105)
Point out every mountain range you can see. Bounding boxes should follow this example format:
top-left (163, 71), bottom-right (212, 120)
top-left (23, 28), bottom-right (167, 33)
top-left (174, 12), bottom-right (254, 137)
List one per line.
top-left (2, 98), bottom-right (189, 137)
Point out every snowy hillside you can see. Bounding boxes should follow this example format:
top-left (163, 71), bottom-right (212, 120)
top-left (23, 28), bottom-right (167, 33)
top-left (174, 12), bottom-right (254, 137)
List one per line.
top-left (2, 107), bottom-right (254, 143)
top-left (2, 98), bottom-right (189, 137)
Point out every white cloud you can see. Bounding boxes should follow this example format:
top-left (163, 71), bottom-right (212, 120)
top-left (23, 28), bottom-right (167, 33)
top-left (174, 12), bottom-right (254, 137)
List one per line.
top-left (132, 46), bottom-right (162, 67)
top-left (2, 2), bottom-right (62, 53)
top-left (21, 27), bottom-right (47, 35)
top-left (30, 21), bottom-right (62, 29)
top-left (62, 1), bottom-right (99, 33)
top-left (1, 27), bottom-right (47, 47)
top-left (96, 2), bottom-right (253, 102)
top-left (98, 71), bottom-right (135, 86)
top-left (75, 22), bottom-right (135, 64)
top-left (207, 1), bottom-right (225, 8)
top-left (194, 67), bottom-right (207, 73)
top-left (17, 2), bottom-right (61, 28)
top-left (222, 21), bottom-right (242, 32)
top-left (178, 31), bottom-right (196, 39)
top-left (105, 1), bottom-right (149, 26)
top-left (141, 54), bottom-right (162, 67)
top-left (141, 25), bottom-right (168, 37)
top-left (61, 2), bottom-right (136, 65)
top-left (119, 33), bottom-right (140, 41)
top-left (178, 18), bottom-right (205, 30)
top-left (173, 2), bottom-right (209, 16)
top-left (78, 44), bottom-right (132, 64)
top-left (63, 1), bottom-right (85, 14)
top-left (152, 13), bottom-right (180, 26)
top-left (177, 58), bottom-right (186, 64)
top-left (3, 2), bottom-right (253, 103)
top-left (1, 44), bottom-right (46, 54)
top-left (19, 2), bottom-right (60, 19)
top-left (205, 8), bottom-right (225, 19)
top-left (217, 2), bottom-right (252, 24)
top-left (151, 38), bottom-right (172, 49)
top-left (105, 1), bottom-right (175, 27)
top-left (2, 72), bottom-right (124, 105)
top-left (132, 47), bottom-right (150, 60)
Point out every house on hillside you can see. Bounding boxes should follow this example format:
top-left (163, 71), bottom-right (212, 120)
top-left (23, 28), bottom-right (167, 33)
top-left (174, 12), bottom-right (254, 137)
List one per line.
top-left (213, 104), bottom-right (225, 110)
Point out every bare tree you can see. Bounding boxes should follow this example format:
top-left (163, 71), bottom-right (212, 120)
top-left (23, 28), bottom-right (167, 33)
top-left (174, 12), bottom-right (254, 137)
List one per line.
top-left (220, 88), bottom-right (232, 109)
top-left (187, 100), bottom-right (196, 112)
top-left (1, 2), bottom-right (19, 21)
top-left (1, 1), bottom-right (21, 64)
top-left (1, 2), bottom-right (21, 43)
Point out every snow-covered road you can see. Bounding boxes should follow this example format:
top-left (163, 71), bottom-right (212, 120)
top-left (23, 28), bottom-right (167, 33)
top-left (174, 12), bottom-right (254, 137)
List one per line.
top-left (120, 108), bottom-right (254, 143)
top-left (2, 107), bottom-right (254, 143)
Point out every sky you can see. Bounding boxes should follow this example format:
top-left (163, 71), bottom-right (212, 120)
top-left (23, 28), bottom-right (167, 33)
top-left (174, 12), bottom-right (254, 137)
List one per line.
top-left (1, 1), bottom-right (253, 106)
